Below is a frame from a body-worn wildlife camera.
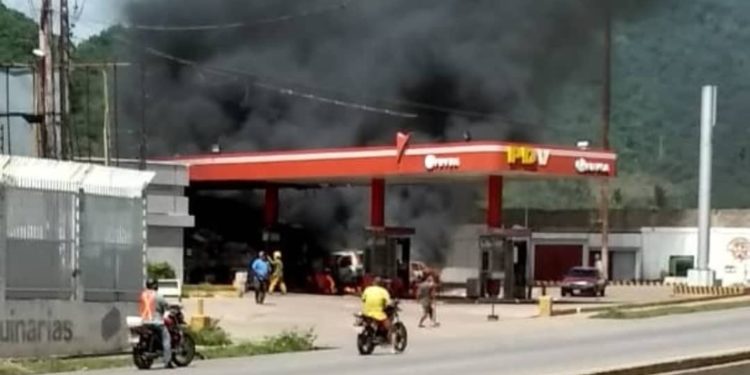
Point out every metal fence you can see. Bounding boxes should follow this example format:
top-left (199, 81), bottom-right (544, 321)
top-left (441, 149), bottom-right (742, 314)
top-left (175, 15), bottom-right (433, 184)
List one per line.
top-left (0, 156), bottom-right (153, 303)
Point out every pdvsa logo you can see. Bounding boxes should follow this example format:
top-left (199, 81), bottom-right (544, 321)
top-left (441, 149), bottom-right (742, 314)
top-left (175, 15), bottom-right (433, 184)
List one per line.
top-left (574, 158), bottom-right (610, 174)
top-left (506, 146), bottom-right (550, 167)
top-left (424, 154), bottom-right (460, 171)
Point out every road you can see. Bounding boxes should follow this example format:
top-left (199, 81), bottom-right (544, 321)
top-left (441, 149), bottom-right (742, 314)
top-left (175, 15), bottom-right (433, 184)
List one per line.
top-left (66, 307), bottom-right (750, 375)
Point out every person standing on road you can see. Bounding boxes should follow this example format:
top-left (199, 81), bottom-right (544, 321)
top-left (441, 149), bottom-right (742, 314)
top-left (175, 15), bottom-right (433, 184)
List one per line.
top-left (268, 251), bottom-right (287, 295)
top-left (594, 254), bottom-right (605, 278)
top-left (417, 275), bottom-right (439, 328)
top-left (251, 252), bottom-right (271, 298)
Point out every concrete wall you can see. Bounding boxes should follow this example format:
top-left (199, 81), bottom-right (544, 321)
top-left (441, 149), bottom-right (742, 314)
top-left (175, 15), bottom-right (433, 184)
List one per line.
top-left (499, 209), bottom-right (750, 231)
top-left (0, 300), bottom-right (136, 358)
top-left (111, 161), bottom-right (194, 282)
top-left (641, 227), bottom-right (750, 284)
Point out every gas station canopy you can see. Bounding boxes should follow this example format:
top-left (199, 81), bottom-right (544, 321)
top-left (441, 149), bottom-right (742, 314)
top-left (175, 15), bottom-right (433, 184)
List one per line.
top-left (165, 135), bottom-right (617, 185)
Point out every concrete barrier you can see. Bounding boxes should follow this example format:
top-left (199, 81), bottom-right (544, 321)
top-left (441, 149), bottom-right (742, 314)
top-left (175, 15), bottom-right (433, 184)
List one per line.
top-left (0, 300), bottom-right (136, 358)
top-left (672, 284), bottom-right (748, 296)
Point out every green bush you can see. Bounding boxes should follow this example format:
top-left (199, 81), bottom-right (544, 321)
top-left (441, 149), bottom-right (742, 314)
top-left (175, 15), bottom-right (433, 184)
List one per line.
top-left (201, 329), bottom-right (317, 359)
top-left (187, 318), bottom-right (233, 346)
top-left (147, 262), bottom-right (176, 280)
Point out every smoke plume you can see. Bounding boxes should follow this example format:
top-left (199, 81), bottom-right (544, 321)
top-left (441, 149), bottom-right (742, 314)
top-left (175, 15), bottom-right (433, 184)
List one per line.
top-left (119, 0), bottom-right (652, 264)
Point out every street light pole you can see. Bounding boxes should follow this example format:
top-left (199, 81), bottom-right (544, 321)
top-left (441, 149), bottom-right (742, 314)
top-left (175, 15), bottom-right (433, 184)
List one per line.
top-left (689, 85), bottom-right (717, 286)
top-left (599, 5), bottom-right (612, 280)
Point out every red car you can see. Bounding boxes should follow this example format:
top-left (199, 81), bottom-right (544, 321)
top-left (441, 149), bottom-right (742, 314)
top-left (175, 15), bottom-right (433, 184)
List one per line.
top-left (561, 266), bottom-right (607, 297)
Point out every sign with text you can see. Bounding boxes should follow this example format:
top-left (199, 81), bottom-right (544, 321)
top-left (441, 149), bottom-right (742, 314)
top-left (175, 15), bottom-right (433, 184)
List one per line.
top-left (424, 154), bottom-right (461, 171)
top-left (506, 146), bottom-right (550, 167)
top-left (574, 158), bottom-right (610, 174)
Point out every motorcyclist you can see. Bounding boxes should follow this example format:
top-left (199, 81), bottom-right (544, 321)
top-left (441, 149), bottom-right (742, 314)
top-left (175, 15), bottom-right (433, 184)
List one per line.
top-left (139, 278), bottom-right (173, 369)
top-left (361, 277), bottom-right (393, 341)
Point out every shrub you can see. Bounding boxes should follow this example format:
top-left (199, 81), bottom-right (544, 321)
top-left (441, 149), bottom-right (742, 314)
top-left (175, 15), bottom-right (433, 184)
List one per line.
top-left (188, 318), bottom-right (233, 346)
top-left (147, 262), bottom-right (176, 280)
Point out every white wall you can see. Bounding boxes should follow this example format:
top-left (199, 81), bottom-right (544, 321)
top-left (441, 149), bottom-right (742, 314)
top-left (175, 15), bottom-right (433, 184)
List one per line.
top-left (640, 227), bottom-right (750, 284)
top-left (0, 300), bottom-right (136, 358)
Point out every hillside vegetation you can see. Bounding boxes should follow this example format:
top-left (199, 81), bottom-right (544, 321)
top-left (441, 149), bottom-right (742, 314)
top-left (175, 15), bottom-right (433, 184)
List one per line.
top-left (2, 1), bottom-right (750, 209)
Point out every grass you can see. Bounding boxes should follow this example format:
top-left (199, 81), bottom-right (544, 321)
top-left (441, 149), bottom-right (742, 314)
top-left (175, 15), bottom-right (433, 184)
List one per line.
top-left (591, 299), bottom-right (750, 319)
top-left (183, 284), bottom-right (236, 293)
top-left (187, 318), bottom-right (234, 346)
top-left (0, 329), bottom-right (317, 375)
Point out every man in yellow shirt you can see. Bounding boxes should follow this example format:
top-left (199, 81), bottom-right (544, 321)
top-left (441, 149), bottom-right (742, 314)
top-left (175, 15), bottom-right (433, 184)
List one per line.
top-left (361, 277), bottom-right (392, 337)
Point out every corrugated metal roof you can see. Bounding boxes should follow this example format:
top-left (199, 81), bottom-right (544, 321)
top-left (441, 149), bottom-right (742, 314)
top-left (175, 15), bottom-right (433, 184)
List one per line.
top-left (0, 156), bottom-right (155, 198)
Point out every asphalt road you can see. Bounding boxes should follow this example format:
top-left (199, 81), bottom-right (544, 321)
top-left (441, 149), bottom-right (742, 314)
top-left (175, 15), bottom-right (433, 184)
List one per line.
top-left (64, 307), bottom-right (750, 375)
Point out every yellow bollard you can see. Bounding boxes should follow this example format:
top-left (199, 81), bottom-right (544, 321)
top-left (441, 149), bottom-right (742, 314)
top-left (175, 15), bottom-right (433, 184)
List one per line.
top-left (190, 298), bottom-right (210, 331)
top-left (538, 295), bottom-right (553, 317)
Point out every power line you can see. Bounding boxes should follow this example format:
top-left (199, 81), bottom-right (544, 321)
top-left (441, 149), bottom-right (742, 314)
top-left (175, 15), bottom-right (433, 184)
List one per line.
top-left (119, 38), bottom-right (538, 127)
top-left (74, 0), bottom-right (352, 32)
top-left (118, 37), bottom-right (418, 119)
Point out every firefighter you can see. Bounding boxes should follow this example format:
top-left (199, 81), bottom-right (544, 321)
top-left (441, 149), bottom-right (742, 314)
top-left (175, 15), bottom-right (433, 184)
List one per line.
top-left (268, 250), bottom-right (287, 295)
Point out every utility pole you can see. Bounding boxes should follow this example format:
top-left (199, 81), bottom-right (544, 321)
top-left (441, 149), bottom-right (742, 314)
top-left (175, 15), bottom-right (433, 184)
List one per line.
top-left (59, 0), bottom-right (71, 160)
top-left (139, 63), bottom-right (147, 170)
top-left (35, 0), bottom-right (54, 158)
top-left (599, 4), bottom-right (612, 280)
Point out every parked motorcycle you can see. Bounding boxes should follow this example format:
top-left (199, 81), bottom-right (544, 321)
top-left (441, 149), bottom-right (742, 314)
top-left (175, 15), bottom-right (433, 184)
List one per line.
top-left (126, 304), bottom-right (196, 370)
top-left (353, 300), bottom-right (408, 355)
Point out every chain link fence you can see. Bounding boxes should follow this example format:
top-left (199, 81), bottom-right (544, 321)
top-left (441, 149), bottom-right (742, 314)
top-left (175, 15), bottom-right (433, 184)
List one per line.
top-left (0, 156), bottom-right (153, 303)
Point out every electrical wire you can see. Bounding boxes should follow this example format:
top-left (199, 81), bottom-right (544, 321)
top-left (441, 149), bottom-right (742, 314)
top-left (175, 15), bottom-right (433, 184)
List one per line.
top-left (119, 38), bottom-right (539, 126)
top-left (113, 0), bottom-right (352, 32)
top-left (118, 37), bottom-right (417, 119)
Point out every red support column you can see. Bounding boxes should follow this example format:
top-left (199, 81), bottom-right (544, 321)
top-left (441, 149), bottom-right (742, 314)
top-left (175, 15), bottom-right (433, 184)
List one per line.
top-left (370, 178), bottom-right (385, 227)
top-left (264, 185), bottom-right (279, 228)
top-left (486, 176), bottom-right (503, 228)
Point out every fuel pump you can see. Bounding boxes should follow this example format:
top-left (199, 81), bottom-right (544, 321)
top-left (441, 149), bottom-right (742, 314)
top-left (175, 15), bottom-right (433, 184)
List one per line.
top-left (478, 228), bottom-right (531, 300)
top-left (363, 227), bottom-right (415, 297)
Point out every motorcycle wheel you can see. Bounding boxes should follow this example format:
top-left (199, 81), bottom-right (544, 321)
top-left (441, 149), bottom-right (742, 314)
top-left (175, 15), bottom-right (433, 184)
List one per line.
top-left (132, 346), bottom-right (153, 370)
top-left (392, 322), bottom-right (408, 353)
top-left (172, 332), bottom-right (196, 367)
top-left (356, 331), bottom-right (375, 355)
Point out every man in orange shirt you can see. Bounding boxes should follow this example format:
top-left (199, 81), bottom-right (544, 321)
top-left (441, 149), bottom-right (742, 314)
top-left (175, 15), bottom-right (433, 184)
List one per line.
top-left (140, 279), bottom-right (173, 369)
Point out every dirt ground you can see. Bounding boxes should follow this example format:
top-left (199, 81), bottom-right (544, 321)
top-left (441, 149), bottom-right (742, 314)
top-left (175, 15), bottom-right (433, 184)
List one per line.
top-left (174, 285), bottom-right (681, 348)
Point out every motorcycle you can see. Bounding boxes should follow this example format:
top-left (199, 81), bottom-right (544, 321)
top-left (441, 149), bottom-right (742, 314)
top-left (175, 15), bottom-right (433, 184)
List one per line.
top-left (126, 304), bottom-right (197, 370)
top-left (353, 300), bottom-right (408, 355)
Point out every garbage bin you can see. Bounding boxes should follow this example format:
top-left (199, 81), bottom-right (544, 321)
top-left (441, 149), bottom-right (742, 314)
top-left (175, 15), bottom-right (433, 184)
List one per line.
top-left (538, 295), bottom-right (553, 317)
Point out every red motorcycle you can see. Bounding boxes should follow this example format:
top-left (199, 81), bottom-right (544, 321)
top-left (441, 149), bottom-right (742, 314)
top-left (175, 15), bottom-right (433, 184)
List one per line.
top-left (127, 305), bottom-right (196, 370)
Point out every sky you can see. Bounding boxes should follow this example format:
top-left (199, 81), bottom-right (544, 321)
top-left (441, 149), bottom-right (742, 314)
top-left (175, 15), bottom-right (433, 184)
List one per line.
top-left (4, 0), bottom-right (121, 43)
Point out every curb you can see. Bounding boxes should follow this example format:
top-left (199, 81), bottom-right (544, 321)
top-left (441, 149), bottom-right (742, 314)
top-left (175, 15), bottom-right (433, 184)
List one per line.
top-left (553, 294), bottom-right (747, 316)
top-left (672, 284), bottom-right (748, 296)
top-left (583, 350), bottom-right (750, 375)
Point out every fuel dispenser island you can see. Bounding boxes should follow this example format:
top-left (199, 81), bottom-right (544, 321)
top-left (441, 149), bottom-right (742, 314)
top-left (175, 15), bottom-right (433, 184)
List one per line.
top-left (362, 226), bottom-right (415, 298)
top-left (477, 228), bottom-right (531, 300)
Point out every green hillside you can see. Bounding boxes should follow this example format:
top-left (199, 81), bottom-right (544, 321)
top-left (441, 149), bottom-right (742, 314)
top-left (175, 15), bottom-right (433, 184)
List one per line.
top-left (2, 1), bottom-right (750, 209)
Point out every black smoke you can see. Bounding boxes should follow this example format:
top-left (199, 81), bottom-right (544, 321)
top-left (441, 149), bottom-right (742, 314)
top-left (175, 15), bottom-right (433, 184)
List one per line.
top-left (118, 0), bottom-right (656, 264)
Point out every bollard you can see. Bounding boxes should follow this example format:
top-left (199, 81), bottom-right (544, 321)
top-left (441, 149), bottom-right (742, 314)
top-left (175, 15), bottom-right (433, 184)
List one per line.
top-left (190, 298), bottom-right (210, 331)
top-left (538, 295), bottom-right (553, 317)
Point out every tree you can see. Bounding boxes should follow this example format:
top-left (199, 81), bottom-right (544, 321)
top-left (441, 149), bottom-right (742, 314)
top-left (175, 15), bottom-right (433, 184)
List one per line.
top-left (0, 3), bottom-right (36, 63)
